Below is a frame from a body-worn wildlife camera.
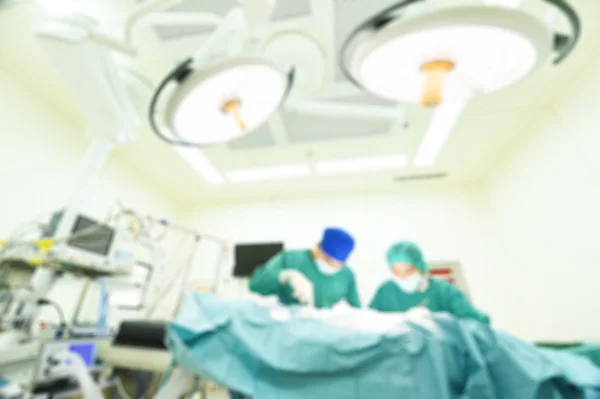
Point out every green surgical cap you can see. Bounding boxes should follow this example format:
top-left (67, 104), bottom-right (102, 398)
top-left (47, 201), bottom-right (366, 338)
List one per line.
top-left (386, 241), bottom-right (428, 272)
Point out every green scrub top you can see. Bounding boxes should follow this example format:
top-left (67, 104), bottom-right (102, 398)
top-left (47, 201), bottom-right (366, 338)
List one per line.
top-left (369, 279), bottom-right (490, 324)
top-left (248, 249), bottom-right (361, 308)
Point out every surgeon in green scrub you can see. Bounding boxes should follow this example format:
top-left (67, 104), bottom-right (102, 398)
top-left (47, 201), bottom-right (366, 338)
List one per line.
top-left (370, 241), bottom-right (490, 324)
top-left (248, 227), bottom-right (361, 308)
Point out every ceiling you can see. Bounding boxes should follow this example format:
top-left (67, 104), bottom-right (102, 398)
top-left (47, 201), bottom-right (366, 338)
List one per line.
top-left (0, 0), bottom-right (599, 204)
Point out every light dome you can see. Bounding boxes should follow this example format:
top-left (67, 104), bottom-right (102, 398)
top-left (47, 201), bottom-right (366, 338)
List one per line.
top-left (341, 3), bottom-right (580, 106)
top-left (150, 58), bottom-right (294, 147)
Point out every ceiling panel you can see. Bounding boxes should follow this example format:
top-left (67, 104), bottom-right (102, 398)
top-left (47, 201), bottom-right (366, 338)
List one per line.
top-left (227, 123), bottom-right (276, 150)
top-left (283, 111), bottom-right (393, 143)
top-left (153, 24), bottom-right (216, 41)
top-left (335, 93), bottom-right (395, 106)
top-left (272, 0), bottom-right (312, 21)
top-left (168, 0), bottom-right (237, 15)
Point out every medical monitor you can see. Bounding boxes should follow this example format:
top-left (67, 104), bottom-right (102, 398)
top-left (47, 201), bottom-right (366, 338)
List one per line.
top-left (233, 242), bottom-right (283, 277)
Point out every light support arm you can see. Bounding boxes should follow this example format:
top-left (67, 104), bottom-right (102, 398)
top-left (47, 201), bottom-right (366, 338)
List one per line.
top-left (90, 32), bottom-right (136, 57)
top-left (145, 12), bottom-right (222, 27)
top-left (124, 0), bottom-right (187, 48)
top-left (241, 0), bottom-right (277, 39)
top-left (35, 18), bottom-right (142, 138)
top-left (192, 7), bottom-right (246, 63)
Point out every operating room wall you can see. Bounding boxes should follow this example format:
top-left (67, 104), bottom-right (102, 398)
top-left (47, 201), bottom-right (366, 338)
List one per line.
top-left (0, 70), bottom-right (181, 326)
top-left (180, 188), bottom-right (501, 316)
top-left (484, 57), bottom-right (600, 342)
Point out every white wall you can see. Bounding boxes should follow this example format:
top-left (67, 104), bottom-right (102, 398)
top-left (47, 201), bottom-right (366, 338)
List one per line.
top-left (0, 70), bottom-right (180, 326)
top-left (485, 57), bottom-right (600, 342)
top-left (181, 189), bottom-right (500, 314)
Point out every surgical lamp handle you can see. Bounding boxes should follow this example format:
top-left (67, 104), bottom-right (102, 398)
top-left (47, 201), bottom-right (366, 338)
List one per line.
top-left (124, 0), bottom-right (181, 48)
top-left (151, 218), bottom-right (228, 245)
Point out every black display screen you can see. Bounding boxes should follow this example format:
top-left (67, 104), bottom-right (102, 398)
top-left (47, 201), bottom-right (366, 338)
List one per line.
top-left (233, 243), bottom-right (283, 277)
top-left (67, 216), bottom-right (115, 256)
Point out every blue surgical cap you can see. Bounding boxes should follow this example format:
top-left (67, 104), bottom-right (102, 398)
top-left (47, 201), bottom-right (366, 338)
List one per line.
top-left (386, 241), bottom-right (428, 272)
top-left (321, 227), bottom-right (355, 263)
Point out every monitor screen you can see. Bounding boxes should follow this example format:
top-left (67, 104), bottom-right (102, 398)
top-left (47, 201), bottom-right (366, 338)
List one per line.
top-left (68, 216), bottom-right (115, 256)
top-left (233, 243), bottom-right (283, 277)
top-left (68, 342), bottom-right (96, 367)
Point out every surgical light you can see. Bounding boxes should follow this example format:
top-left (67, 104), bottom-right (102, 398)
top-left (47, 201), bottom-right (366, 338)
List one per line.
top-left (150, 58), bottom-right (294, 147)
top-left (340, 0), bottom-right (580, 165)
top-left (341, 6), bottom-right (561, 105)
top-left (316, 154), bottom-right (408, 176)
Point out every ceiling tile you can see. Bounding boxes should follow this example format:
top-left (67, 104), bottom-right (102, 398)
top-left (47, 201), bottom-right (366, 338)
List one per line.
top-left (153, 24), bottom-right (216, 41)
top-left (284, 111), bottom-right (392, 143)
top-left (272, 0), bottom-right (312, 21)
top-left (227, 123), bottom-right (276, 150)
top-left (168, 0), bottom-right (238, 15)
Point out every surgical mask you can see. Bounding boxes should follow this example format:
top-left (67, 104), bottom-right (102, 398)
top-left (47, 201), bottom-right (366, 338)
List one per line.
top-left (393, 274), bottom-right (425, 293)
top-left (316, 259), bottom-right (341, 275)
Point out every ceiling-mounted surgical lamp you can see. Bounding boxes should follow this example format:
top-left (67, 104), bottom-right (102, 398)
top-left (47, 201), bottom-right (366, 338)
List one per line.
top-left (149, 57), bottom-right (294, 147)
top-left (340, 0), bottom-right (580, 107)
top-left (340, 0), bottom-right (580, 167)
top-left (149, 3), bottom-right (295, 147)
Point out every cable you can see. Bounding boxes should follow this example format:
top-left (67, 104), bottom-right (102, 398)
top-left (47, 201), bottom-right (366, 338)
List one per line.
top-left (145, 216), bottom-right (168, 242)
top-left (144, 233), bottom-right (195, 318)
top-left (36, 298), bottom-right (66, 330)
top-left (113, 372), bottom-right (160, 399)
top-left (110, 208), bottom-right (146, 238)
top-left (0, 285), bottom-right (13, 325)
top-left (115, 376), bottom-right (134, 399)
top-left (2, 216), bottom-right (114, 256)
top-left (140, 373), bottom-right (160, 399)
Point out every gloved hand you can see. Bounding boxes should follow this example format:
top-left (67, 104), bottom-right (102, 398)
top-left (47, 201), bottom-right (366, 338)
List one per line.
top-left (407, 306), bottom-right (431, 319)
top-left (405, 305), bottom-right (438, 333)
top-left (333, 299), bottom-right (351, 311)
top-left (279, 269), bottom-right (314, 306)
